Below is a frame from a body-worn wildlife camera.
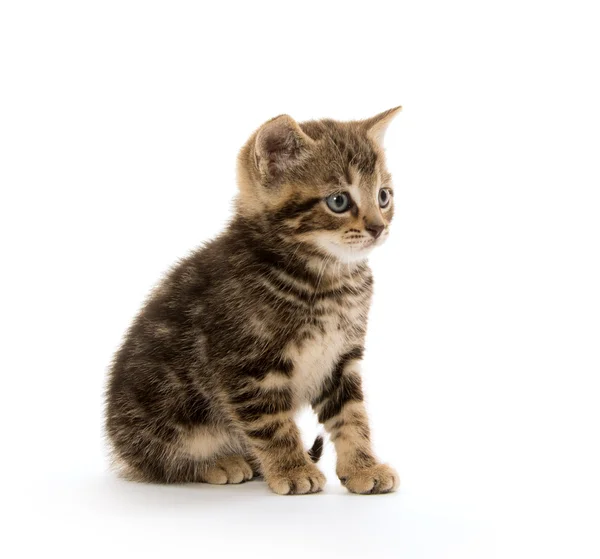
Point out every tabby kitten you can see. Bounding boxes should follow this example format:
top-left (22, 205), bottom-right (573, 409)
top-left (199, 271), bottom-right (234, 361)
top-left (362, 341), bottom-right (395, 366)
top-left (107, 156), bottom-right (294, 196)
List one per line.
top-left (105, 107), bottom-right (402, 495)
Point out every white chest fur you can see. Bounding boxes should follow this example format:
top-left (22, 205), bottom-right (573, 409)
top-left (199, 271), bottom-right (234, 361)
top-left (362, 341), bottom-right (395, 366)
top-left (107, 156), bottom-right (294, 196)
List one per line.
top-left (285, 312), bottom-right (349, 404)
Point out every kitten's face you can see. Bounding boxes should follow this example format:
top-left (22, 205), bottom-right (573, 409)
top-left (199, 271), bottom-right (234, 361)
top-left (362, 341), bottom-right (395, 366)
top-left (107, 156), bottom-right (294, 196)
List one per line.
top-left (236, 108), bottom-right (401, 263)
top-left (292, 163), bottom-right (394, 263)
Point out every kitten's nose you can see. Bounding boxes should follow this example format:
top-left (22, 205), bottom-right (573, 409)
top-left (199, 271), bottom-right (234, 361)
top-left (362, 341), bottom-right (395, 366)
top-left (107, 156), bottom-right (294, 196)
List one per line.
top-left (365, 224), bottom-right (385, 239)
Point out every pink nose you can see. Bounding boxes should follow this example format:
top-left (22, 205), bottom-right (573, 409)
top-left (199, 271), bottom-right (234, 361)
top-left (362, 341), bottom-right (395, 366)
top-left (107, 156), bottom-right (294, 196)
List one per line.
top-left (365, 224), bottom-right (384, 239)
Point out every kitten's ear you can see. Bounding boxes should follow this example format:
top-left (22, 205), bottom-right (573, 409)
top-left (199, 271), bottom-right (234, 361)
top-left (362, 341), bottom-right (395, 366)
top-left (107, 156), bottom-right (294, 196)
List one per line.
top-left (362, 106), bottom-right (402, 146)
top-left (254, 115), bottom-right (314, 181)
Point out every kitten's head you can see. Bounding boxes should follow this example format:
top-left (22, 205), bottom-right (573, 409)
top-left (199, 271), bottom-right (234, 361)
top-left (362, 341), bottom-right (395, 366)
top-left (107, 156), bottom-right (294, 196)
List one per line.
top-left (236, 107), bottom-right (401, 263)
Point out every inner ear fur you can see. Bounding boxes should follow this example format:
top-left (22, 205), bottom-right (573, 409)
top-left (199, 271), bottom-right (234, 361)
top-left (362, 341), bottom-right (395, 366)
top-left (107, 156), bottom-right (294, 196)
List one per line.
top-left (254, 115), bottom-right (314, 181)
top-left (362, 106), bottom-right (402, 146)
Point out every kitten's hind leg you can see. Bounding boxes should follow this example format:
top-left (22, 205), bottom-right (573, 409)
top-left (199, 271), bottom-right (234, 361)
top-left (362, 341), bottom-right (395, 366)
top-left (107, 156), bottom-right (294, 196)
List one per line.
top-left (112, 422), bottom-right (254, 484)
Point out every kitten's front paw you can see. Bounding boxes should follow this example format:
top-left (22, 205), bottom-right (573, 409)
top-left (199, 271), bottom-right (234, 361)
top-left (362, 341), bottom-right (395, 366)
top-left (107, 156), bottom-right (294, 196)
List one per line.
top-left (267, 463), bottom-right (326, 495)
top-left (339, 464), bottom-right (399, 494)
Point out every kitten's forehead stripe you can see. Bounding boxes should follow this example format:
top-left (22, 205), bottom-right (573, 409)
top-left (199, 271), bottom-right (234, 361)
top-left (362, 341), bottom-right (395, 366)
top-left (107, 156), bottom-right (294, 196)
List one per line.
top-left (343, 165), bottom-right (353, 187)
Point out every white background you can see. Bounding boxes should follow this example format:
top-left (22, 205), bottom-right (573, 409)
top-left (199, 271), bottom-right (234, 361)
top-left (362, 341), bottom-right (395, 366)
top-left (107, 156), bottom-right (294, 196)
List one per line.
top-left (1, 1), bottom-right (599, 558)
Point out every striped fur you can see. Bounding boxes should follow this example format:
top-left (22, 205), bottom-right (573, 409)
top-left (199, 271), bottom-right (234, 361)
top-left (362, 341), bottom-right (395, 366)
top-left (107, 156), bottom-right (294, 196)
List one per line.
top-left (105, 108), bottom-right (401, 494)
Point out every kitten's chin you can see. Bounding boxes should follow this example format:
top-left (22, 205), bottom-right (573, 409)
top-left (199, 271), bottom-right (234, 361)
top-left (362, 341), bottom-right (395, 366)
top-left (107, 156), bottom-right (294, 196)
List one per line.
top-left (315, 238), bottom-right (376, 264)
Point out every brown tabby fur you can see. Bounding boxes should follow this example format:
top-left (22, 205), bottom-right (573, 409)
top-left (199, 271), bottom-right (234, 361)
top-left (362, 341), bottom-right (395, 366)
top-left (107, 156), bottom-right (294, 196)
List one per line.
top-left (105, 107), bottom-right (402, 494)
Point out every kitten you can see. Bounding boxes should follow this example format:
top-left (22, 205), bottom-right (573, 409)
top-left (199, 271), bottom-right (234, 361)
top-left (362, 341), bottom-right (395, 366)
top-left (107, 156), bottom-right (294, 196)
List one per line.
top-left (105, 107), bottom-right (402, 495)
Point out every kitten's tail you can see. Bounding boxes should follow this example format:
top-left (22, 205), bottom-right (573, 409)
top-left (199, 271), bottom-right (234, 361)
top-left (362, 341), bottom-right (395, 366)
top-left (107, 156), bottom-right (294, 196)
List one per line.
top-left (308, 435), bottom-right (324, 463)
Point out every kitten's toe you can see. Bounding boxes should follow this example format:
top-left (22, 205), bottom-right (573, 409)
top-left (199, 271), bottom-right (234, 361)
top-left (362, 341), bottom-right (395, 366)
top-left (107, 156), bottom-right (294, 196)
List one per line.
top-left (340, 464), bottom-right (399, 495)
top-left (203, 466), bottom-right (228, 485)
top-left (238, 458), bottom-right (255, 481)
top-left (267, 463), bottom-right (326, 495)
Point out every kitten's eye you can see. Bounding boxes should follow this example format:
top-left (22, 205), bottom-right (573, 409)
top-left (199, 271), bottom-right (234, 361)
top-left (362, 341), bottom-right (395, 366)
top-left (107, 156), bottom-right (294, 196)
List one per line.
top-left (326, 192), bottom-right (351, 213)
top-left (378, 188), bottom-right (392, 208)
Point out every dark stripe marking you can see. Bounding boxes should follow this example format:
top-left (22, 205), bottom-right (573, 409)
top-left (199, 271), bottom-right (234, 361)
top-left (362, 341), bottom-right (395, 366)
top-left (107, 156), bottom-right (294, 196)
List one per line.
top-left (312, 347), bottom-right (364, 407)
top-left (317, 373), bottom-right (364, 423)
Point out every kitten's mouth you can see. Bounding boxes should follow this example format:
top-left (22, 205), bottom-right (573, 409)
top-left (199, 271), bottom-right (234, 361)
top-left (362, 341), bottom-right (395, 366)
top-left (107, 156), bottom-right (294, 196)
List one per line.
top-left (345, 238), bottom-right (378, 250)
